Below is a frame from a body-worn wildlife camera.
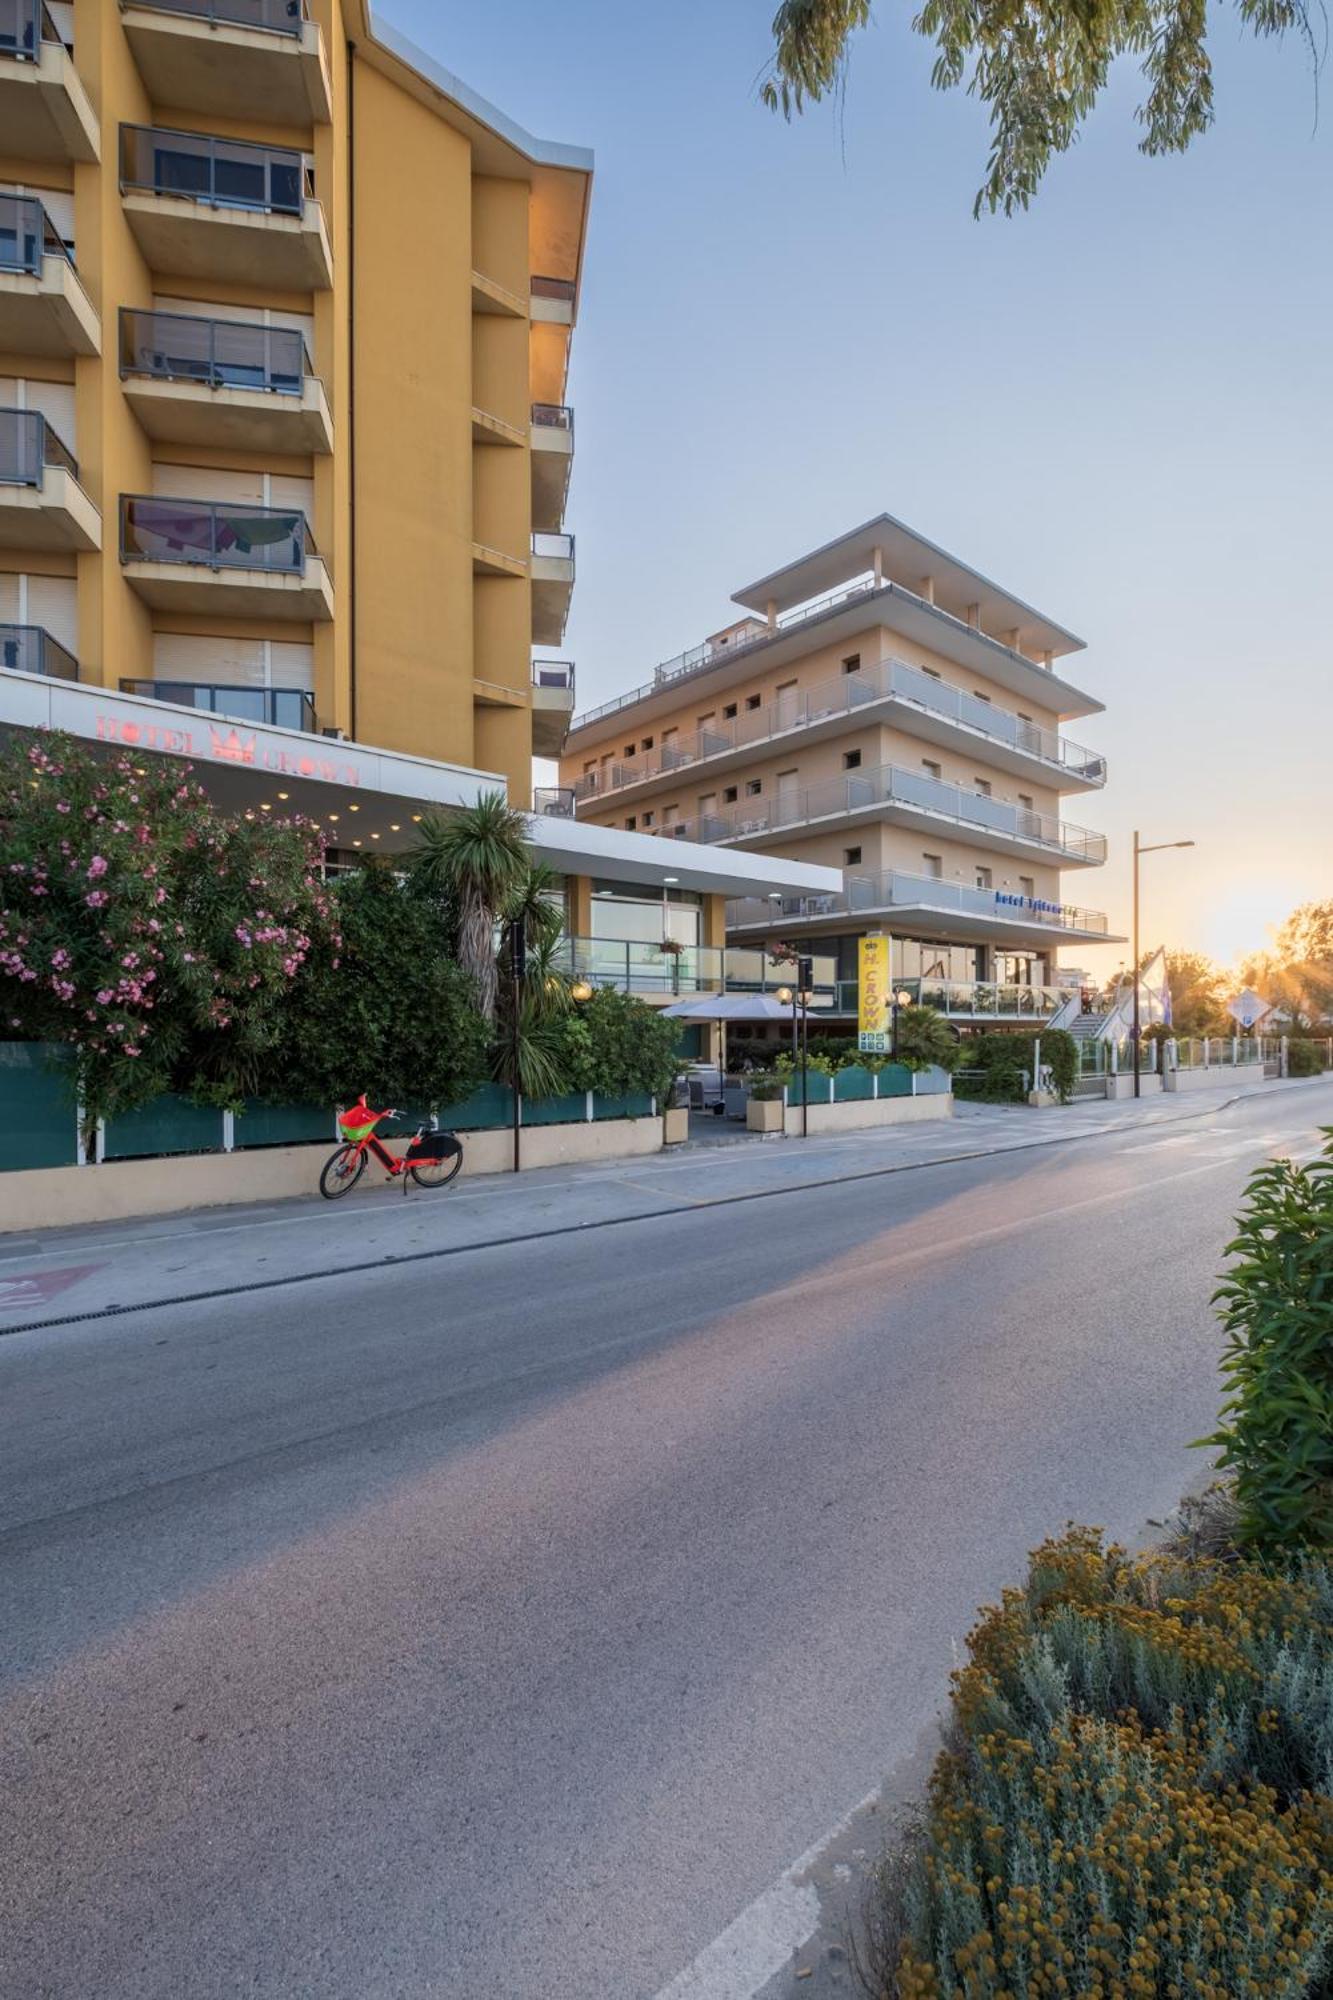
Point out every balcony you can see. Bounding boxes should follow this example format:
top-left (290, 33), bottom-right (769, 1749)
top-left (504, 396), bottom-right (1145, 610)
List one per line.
top-left (120, 678), bottom-right (316, 732)
top-left (531, 531), bottom-right (574, 646)
top-left (120, 307), bottom-right (332, 453)
top-left (572, 654), bottom-right (1106, 806)
top-left (120, 494), bottom-right (333, 622)
top-left (120, 0), bottom-right (331, 126)
top-left (0, 194), bottom-right (99, 356)
top-left (726, 868), bottom-right (1114, 947)
top-left (0, 622), bottom-right (77, 679)
top-left (530, 277), bottom-right (574, 406)
top-left (0, 410), bottom-right (101, 551)
top-left (552, 935), bottom-right (726, 999)
top-left (531, 403), bottom-right (573, 534)
top-left (120, 125), bottom-right (332, 290)
top-left (0, 1), bottom-right (99, 162)
top-left (651, 764), bottom-right (1107, 867)
top-left (531, 658), bottom-right (574, 757)
top-left (531, 784), bottom-right (576, 818)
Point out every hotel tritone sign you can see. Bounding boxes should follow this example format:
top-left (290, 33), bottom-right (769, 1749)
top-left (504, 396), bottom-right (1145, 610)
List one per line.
top-left (858, 934), bottom-right (891, 1053)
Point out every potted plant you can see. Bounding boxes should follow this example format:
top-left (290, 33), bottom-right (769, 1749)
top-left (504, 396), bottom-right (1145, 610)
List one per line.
top-left (746, 1072), bottom-right (786, 1134)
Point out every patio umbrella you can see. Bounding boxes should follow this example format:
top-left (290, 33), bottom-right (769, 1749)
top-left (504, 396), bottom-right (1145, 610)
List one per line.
top-left (660, 992), bottom-right (793, 1077)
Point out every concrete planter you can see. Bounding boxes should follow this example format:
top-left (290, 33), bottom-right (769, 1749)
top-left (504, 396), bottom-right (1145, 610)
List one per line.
top-left (746, 1097), bottom-right (785, 1133)
top-left (663, 1106), bottom-right (689, 1145)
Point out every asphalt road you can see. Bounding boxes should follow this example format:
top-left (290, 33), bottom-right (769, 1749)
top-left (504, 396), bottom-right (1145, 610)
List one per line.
top-left (2, 1090), bottom-right (1326, 1999)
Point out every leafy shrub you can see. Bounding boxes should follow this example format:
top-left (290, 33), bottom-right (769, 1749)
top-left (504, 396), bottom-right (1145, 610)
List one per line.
top-left (1200, 1131), bottom-right (1333, 1551)
top-left (553, 986), bottom-right (680, 1105)
top-left (1289, 1040), bottom-right (1328, 1077)
top-left (953, 1028), bottom-right (1077, 1104)
top-left (271, 864), bottom-right (487, 1112)
top-left (863, 1530), bottom-right (1333, 2000)
top-left (892, 1004), bottom-right (959, 1074)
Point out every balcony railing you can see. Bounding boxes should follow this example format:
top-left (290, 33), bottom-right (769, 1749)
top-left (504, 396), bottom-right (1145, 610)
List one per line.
top-left (726, 868), bottom-right (1111, 936)
top-left (120, 307), bottom-right (310, 394)
top-left (0, 0), bottom-right (61, 60)
top-left (120, 123), bottom-right (311, 215)
top-left (647, 765), bottom-right (1106, 864)
top-left (532, 659), bottom-right (574, 693)
top-left (120, 678), bottom-right (316, 732)
top-left (0, 192), bottom-right (73, 274)
top-left (121, 0), bottom-right (308, 35)
top-left (0, 622), bottom-right (77, 678)
top-left (532, 531), bottom-right (574, 564)
top-left (552, 936), bottom-right (726, 997)
top-left (531, 786), bottom-right (576, 818)
top-left (531, 402), bottom-right (573, 435)
top-left (572, 655), bottom-right (1104, 804)
top-left (120, 495), bottom-right (312, 573)
top-left (0, 408), bottom-right (77, 482)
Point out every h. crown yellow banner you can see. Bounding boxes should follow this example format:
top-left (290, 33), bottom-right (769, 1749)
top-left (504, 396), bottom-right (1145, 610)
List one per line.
top-left (858, 935), bottom-right (891, 1053)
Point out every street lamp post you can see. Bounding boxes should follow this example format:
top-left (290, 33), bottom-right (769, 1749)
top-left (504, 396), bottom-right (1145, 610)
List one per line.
top-left (1132, 831), bottom-right (1195, 1099)
top-left (890, 987), bottom-right (912, 1059)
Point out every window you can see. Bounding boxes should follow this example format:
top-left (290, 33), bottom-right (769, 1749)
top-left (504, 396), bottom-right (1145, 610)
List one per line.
top-left (975, 866), bottom-right (993, 891)
top-left (1019, 875), bottom-right (1035, 899)
top-left (843, 749), bottom-right (862, 770)
top-left (1017, 712), bottom-right (1032, 725)
top-left (583, 760), bottom-right (596, 775)
top-left (625, 815), bottom-right (636, 830)
top-left (844, 845), bottom-right (862, 866)
top-left (641, 736), bottom-right (654, 751)
top-left (922, 853), bottom-right (943, 879)
top-left (972, 690), bottom-right (992, 705)
top-left (922, 759), bottom-right (942, 780)
top-left (745, 694), bottom-right (762, 711)
top-left (624, 744), bottom-right (636, 758)
top-left (974, 778), bottom-right (992, 797)
top-left (722, 785), bottom-right (738, 804)
top-left (1017, 793), bottom-right (1034, 812)
top-left (696, 712), bottom-right (714, 730)
top-left (841, 653), bottom-right (861, 675)
top-left (921, 665), bottom-right (942, 681)
top-left (745, 779), bottom-right (762, 796)
top-left (641, 810), bottom-right (654, 827)
top-left (722, 702), bottom-right (738, 720)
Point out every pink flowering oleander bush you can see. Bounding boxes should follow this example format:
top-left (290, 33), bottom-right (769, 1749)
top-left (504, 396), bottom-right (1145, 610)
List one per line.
top-left (0, 730), bottom-right (338, 1136)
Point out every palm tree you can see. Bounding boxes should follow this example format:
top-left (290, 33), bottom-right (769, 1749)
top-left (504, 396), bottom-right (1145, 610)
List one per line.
top-left (501, 858), bottom-right (566, 957)
top-left (410, 791), bottom-right (529, 1020)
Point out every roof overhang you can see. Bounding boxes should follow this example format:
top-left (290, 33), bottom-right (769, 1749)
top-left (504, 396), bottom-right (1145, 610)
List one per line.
top-left (528, 815), bottom-right (842, 900)
top-left (732, 514), bottom-right (1084, 659)
top-left (0, 671), bottom-right (501, 828)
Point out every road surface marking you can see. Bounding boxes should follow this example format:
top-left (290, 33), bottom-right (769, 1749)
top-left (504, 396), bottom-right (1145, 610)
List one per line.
top-left (652, 1790), bottom-right (877, 2000)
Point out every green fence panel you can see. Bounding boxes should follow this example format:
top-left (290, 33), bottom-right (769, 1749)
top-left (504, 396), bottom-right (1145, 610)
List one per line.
top-left (523, 1092), bottom-right (589, 1127)
top-left (876, 1063), bottom-right (915, 1097)
top-left (435, 1083), bottom-right (515, 1131)
top-left (235, 1101), bottom-right (334, 1149)
top-left (833, 1065), bottom-right (875, 1102)
top-left (103, 1094), bottom-right (225, 1160)
top-left (593, 1091), bottom-right (655, 1121)
top-left (0, 1041), bottom-right (77, 1171)
top-left (786, 1071), bottom-right (833, 1107)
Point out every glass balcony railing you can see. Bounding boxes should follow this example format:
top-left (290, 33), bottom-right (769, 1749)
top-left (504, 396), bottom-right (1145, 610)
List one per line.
top-left (0, 193), bottom-right (74, 275)
top-left (120, 495), bottom-right (313, 573)
top-left (120, 678), bottom-right (316, 732)
top-left (121, 0), bottom-right (307, 36)
top-left (0, 408), bottom-right (77, 483)
top-left (120, 307), bottom-right (310, 395)
top-left (0, 0), bottom-right (60, 60)
top-left (726, 869), bottom-right (1111, 937)
top-left (0, 622), bottom-right (77, 678)
top-left (531, 531), bottom-right (574, 565)
top-left (532, 660), bottom-right (574, 693)
top-left (531, 786), bottom-right (576, 818)
top-left (572, 655), bottom-right (1104, 803)
top-left (552, 936), bottom-right (726, 997)
top-left (120, 123), bottom-right (310, 215)
top-left (646, 765), bottom-right (1106, 864)
top-left (531, 402), bottom-right (573, 435)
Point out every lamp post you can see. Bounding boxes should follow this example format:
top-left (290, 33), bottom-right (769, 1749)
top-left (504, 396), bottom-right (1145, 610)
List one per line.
top-left (891, 987), bottom-right (912, 1058)
top-left (1132, 831), bottom-right (1194, 1099)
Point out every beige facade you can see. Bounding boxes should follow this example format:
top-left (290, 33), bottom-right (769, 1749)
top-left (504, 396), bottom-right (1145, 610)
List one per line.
top-left (561, 515), bottom-right (1122, 1021)
top-left (0, 0), bottom-right (589, 805)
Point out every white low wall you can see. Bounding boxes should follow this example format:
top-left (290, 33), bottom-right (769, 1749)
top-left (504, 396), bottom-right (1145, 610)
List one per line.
top-left (0, 1117), bottom-right (664, 1235)
top-left (783, 1093), bottom-right (954, 1138)
top-left (1103, 1073), bottom-right (1164, 1099)
top-left (1162, 1065), bottom-right (1269, 1094)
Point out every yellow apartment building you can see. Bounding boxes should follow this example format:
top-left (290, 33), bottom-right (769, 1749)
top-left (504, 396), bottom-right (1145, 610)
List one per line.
top-left (0, 0), bottom-right (839, 989)
top-left (560, 515), bottom-right (1126, 1028)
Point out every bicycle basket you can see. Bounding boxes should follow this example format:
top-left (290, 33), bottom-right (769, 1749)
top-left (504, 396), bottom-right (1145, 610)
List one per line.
top-left (405, 1130), bottom-right (460, 1162)
top-left (337, 1112), bottom-right (380, 1142)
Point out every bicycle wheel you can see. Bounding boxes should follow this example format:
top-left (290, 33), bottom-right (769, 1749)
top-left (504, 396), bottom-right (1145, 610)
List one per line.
top-left (409, 1141), bottom-right (463, 1190)
top-left (320, 1144), bottom-right (366, 1200)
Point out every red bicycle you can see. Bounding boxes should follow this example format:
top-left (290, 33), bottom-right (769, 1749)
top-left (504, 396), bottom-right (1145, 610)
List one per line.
top-left (319, 1097), bottom-right (464, 1200)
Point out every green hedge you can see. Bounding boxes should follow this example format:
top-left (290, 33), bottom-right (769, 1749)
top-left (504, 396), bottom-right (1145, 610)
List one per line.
top-left (953, 1028), bottom-right (1077, 1104)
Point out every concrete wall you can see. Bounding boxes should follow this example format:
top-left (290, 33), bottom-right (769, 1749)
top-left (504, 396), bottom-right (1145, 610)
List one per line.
top-left (1162, 1065), bottom-right (1269, 1094)
top-left (0, 1116), bottom-right (665, 1234)
top-left (782, 1093), bottom-right (953, 1138)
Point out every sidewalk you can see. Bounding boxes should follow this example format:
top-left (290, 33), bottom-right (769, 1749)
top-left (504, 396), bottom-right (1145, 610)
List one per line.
top-left (1, 1075), bottom-right (1328, 1335)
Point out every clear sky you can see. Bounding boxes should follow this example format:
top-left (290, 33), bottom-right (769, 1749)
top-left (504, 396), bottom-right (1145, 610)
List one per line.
top-left (391, 1), bottom-right (1330, 974)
